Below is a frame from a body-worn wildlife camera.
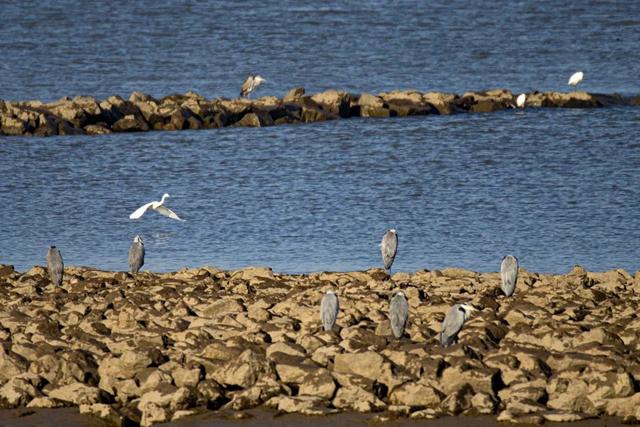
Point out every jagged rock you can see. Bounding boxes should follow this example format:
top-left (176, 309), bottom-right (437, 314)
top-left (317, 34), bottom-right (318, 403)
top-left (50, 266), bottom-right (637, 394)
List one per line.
top-left (0, 373), bottom-right (42, 407)
top-left (1, 116), bottom-right (26, 135)
top-left (84, 124), bottom-right (112, 135)
top-left (0, 346), bottom-right (29, 381)
top-left (47, 382), bottom-right (105, 406)
top-left (112, 114), bottom-right (149, 132)
top-left (388, 381), bottom-right (444, 408)
top-left (79, 403), bottom-right (124, 425)
top-left (439, 364), bottom-right (503, 395)
top-left (210, 349), bottom-right (271, 388)
top-left (298, 368), bottom-right (336, 399)
top-left (310, 90), bottom-right (351, 118)
top-left (267, 395), bottom-right (335, 415)
top-left (332, 385), bottom-right (385, 412)
top-left (283, 87), bottom-right (305, 103)
top-left (26, 396), bottom-right (64, 408)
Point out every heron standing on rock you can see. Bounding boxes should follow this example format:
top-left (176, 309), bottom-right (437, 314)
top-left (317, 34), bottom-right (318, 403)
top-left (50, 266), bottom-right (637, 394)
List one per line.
top-left (440, 303), bottom-right (476, 347)
top-left (380, 229), bottom-right (398, 274)
top-left (128, 235), bottom-right (145, 274)
top-left (240, 75), bottom-right (266, 98)
top-left (320, 290), bottom-right (339, 331)
top-left (500, 255), bottom-right (519, 297)
top-left (389, 291), bottom-right (409, 338)
top-left (46, 246), bottom-right (64, 286)
top-left (516, 93), bottom-right (526, 109)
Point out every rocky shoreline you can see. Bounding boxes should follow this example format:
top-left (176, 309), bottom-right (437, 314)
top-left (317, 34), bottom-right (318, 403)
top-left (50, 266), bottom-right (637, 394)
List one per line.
top-left (0, 264), bottom-right (639, 426)
top-left (1, 88), bottom-right (638, 137)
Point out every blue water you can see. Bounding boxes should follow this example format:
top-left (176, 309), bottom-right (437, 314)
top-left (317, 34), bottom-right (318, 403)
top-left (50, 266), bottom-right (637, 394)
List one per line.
top-left (1, 1), bottom-right (639, 274)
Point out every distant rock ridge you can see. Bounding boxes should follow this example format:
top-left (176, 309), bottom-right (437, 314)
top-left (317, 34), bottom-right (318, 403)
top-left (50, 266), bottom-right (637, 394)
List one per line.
top-left (0, 88), bottom-right (638, 137)
top-left (1, 263), bottom-right (640, 425)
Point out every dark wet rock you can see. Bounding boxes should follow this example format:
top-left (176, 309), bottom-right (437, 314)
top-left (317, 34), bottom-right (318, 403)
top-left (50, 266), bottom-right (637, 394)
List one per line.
top-left (112, 114), bottom-right (149, 132)
top-left (234, 111), bottom-right (274, 128)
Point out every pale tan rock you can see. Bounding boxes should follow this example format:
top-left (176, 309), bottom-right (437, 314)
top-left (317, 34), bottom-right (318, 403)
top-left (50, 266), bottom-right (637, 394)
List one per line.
top-left (439, 364), bottom-right (502, 395)
top-left (388, 381), bottom-right (443, 407)
top-left (26, 396), bottom-right (64, 408)
top-left (47, 382), bottom-right (103, 406)
top-left (298, 368), bottom-right (336, 399)
top-left (79, 403), bottom-right (124, 425)
top-left (332, 385), bottom-right (385, 412)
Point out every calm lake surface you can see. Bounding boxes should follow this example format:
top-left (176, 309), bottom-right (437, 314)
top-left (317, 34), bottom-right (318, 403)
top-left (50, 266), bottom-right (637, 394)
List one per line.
top-left (1, 1), bottom-right (639, 274)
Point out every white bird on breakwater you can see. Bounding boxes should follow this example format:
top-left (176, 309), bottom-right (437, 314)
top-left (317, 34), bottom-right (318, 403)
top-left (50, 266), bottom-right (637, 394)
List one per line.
top-left (240, 75), bottom-right (266, 98)
top-left (568, 71), bottom-right (584, 86)
top-left (516, 93), bottom-right (526, 108)
top-left (129, 193), bottom-right (185, 221)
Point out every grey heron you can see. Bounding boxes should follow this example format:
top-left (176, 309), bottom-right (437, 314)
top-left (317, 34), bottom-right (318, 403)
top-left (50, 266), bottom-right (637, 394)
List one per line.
top-left (46, 246), bottom-right (64, 286)
top-left (129, 193), bottom-right (184, 221)
top-left (389, 291), bottom-right (409, 338)
top-left (128, 235), bottom-right (145, 274)
top-left (380, 229), bottom-right (398, 274)
top-left (500, 255), bottom-right (519, 297)
top-left (568, 71), bottom-right (584, 86)
top-left (320, 291), bottom-right (339, 331)
top-left (240, 75), bottom-right (266, 98)
top-left (440, 303), bottom-right (476, 347)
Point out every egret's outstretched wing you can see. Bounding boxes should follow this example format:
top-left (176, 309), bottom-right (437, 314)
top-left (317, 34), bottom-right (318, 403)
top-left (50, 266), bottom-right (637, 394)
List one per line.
top-left (155, 205), bottom-right (185, 221)
top-left (129, 202), bottom-right (154, 219)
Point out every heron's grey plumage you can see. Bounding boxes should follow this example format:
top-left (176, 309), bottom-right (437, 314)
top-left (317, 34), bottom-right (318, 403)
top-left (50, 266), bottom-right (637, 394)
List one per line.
top-left (128, 235), bottom-right (145, 274)
top-left (320, 291), bottom-right (339, 331)
top-left (240, 75), bottom-right (265, 98)
top-left (46, 246), bottom-right (64, 286)
top-left (500, 255), bottom-right (519, 297)
top-left (380, 229), bottom-right (398, 272)
top-left (389, 291), bottom-right (409, 338)
top-left (440, 303), bottom-right (475, 347)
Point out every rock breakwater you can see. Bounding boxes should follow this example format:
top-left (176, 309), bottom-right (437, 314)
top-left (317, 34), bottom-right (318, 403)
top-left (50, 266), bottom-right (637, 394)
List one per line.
top-left (0, 264), bottom-right (639, 425)
top-left (1, 88), bottom-right (638, 137)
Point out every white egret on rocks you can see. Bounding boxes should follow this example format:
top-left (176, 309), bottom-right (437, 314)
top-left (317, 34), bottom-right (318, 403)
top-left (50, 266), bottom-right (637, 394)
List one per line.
top-left (128, 235), bottom-right (145, 274)
top-left (568, 71), bottom-right (584, 86)
top-left (240, 75), bottom-right (266, 98)
top-left (389, 291), bottom-right (409, 338)
top-left (440, 303), bottom-right (477, 347)
top-left (380, 229), bottom-right (398, 274)
top-left (516, 93), bottom-right (526, 108)
top-left (129, 193), bottom-right (184, 221)
top-left (46, 246), bottom-right (64, 286)
top-left (500, 255), bottom-right (519, 297)
top-left (320, 291), bottom-right (339, 331)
